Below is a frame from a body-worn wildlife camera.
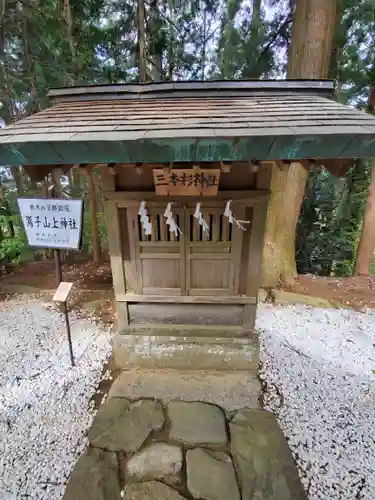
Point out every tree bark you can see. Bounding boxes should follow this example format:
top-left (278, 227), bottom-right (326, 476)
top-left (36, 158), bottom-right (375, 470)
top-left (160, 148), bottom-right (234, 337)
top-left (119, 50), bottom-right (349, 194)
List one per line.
top-left (288, 0), bottom-right (336, 78)
top-left (201, 8), bottom-right (207, 80)
top-left (261, 0), bottom-right (336, 286)
top-left (148, 0), bottom-right (162, 80)
top-left (328, 0), bottom-right (344, 81)
top-left (137, 0), bottom-right (146, 82)
top-left (63, 0), bottom-right (77, 83)
top-left (262, 164), bottom-right (289, 287)
top-left (355, 161), bottom-right (375, 275)
top-left (11, 166), bottom-right (23, 195)
top-left (249, 0), bottom-right (261, 62)
top-left (86, 168), bottom-right (101, 264)
top-left (52, 168), bottom-right (63, 197)
top-left (354, 87), bottom-right (375, 276)
top-left (23, 17), bottom-right (40, 113)
top-left (70, 169), bottom-right (82, 197)
top-left (63, 0), bottom-right (75, 59)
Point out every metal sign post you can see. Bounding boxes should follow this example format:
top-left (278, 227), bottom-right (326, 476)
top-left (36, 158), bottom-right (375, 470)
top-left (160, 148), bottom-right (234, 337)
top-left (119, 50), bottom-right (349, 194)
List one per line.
top-left (53, 282), bottom-right (75, 367)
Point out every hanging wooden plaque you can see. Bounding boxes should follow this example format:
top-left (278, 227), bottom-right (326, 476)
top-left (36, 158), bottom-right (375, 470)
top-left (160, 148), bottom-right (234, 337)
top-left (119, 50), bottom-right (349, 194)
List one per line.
top-left (153, 168), bottom-right (220, 196)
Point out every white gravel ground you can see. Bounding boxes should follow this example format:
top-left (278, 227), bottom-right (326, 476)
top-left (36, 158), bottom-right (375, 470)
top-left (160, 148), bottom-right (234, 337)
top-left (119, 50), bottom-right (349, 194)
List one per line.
top-left (2, 295), bottom-right (375, 500)
top-left (258, 304), bottom-right (375, 500)
top-left (0, 296), bottom-right (112, 500)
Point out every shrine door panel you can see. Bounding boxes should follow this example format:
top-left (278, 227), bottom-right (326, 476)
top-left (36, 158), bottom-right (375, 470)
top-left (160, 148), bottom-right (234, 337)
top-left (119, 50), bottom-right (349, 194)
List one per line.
top-left (185, 204), bottom-right (244, 296)
top-left (133, 205), bottom-right (185, 295)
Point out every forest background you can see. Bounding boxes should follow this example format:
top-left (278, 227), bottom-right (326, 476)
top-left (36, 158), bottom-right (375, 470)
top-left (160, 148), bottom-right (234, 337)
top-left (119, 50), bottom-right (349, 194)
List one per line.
top-left (0, 0), bottom-right (374, 286)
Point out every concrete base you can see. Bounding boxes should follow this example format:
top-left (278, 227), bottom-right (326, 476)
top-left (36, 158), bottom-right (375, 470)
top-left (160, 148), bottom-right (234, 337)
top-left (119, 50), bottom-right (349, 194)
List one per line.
top-left (112, 332), bottom-right (259, 372)
top-left (111, 328), bottom-right (261, 409)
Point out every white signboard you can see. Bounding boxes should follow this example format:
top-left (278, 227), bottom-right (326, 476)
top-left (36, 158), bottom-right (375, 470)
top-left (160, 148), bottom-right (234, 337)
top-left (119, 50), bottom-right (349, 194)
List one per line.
top-left (17, 198), bottom-right (84, 250)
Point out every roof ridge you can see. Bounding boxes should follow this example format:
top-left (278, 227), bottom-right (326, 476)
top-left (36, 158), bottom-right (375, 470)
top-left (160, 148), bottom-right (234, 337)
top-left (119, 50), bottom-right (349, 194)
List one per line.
top-left (48, 80), bottom-right (334, 103)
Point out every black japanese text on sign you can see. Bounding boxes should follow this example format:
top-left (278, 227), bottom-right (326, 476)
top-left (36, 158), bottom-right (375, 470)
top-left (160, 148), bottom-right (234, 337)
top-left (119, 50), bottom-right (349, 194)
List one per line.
top-left (153, 169), bottom-right (221, 196)
top-left (17, 198), bottom-right (84, 250)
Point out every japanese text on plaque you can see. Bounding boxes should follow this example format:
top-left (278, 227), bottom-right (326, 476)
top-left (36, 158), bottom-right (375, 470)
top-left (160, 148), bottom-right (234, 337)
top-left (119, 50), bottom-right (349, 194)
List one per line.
top-left (153, 169), bottom-right (220, 196)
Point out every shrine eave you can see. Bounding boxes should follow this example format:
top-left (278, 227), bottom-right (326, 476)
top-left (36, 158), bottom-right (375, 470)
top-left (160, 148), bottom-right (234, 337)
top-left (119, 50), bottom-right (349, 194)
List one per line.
top-left (0, 132), bottom-right (374, 168)
top-left (0, 80), bottom-right (374, 167)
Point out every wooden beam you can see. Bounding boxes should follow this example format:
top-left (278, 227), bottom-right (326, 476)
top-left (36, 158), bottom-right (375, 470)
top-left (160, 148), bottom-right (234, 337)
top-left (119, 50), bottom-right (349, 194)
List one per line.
top-left (102, 190), bottom-right (270, 203)
top-left (116, 293), bottom-right (257, 304)
top-left (105, 200), bottom-right (128, 331)
top-left (256, 162), bottom-right (273, 189)
top-left (100, 166), bottom-right (116, 191)
top-left (104, 199), bottom-right (126, 298)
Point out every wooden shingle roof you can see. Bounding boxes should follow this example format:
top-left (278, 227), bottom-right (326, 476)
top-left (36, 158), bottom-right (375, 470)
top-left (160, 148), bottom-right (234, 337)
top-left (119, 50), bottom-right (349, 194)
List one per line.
top-left (1, 80), bottom-right (375, 166)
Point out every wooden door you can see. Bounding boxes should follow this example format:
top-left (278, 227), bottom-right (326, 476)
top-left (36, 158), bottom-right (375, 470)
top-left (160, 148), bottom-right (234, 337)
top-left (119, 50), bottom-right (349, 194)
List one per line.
top-left (185, 202), bottom-right (244, 296)
top-left (130, 203), bottom-right (185, 295)
top-left (129, 201), bottom-right (244, 297)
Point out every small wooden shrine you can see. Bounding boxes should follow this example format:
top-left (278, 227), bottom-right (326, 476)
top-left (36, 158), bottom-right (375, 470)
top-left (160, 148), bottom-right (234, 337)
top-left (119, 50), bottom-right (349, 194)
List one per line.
top-left (1, 80), bottom-right (375, 341)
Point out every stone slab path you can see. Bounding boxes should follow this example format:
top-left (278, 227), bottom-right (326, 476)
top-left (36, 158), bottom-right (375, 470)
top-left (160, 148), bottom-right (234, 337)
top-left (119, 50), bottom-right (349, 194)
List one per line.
top-left (63, 398), bottom-right (307, 500)
top-left (108, 369), bottom-right (261, 411)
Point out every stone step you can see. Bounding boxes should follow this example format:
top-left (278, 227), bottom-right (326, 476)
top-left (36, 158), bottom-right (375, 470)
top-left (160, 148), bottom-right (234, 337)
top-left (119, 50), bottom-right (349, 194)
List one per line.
top-left (112, 333), bottom-right (259, 372)
top-left (122, 324), bottom-right (253, 338)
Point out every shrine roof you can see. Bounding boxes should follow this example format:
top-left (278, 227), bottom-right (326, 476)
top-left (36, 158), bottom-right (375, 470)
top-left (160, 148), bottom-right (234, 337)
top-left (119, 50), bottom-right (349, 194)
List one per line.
top-left (0, 79), bottom-right (374, 166)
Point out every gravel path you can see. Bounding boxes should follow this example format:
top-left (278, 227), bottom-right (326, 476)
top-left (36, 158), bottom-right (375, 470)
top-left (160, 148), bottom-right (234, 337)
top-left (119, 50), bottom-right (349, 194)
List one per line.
top-left (258, 304), bottom-right (375, 500)
top-left (0, 296), bottom-right (111, 500)
top-left (2, 296), bottom-right (375, 500)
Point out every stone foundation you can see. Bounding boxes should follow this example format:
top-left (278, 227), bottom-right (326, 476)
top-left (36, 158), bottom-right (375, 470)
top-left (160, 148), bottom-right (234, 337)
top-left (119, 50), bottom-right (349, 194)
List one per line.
top-left (112, 332), bottom-right (259, 371)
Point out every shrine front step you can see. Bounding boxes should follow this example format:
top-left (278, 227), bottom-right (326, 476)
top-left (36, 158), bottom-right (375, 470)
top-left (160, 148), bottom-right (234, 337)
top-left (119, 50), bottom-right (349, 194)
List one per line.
top-left (112, 332), bottom-right (259, 372)
top-left (121, 324), bottom-right (255, 338)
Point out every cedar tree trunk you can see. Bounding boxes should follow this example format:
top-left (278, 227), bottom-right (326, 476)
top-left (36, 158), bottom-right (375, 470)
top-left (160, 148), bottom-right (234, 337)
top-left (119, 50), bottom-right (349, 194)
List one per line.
top-left (261, 0), bottom-right (336, 286)
top-left (86, 168), bottom-right (101, 264)
top-left (354, 86), bottom-right (375, 275)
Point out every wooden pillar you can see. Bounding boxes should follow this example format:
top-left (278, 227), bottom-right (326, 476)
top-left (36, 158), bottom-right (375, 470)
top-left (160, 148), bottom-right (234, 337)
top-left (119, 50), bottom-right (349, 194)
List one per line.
top-left (243, 198), bottom-right (268, 328)
top-left (242, 162), bottom-right (272, 328)
top-left (101, 168), bottom-right (129, 330)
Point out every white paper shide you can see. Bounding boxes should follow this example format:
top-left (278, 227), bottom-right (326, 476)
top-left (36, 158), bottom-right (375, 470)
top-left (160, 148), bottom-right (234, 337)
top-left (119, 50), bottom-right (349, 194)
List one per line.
top-left (17, 198), bottom-right (83, 250)
top-left (164, 202), bottom-right (182, 236)
top-left (138, 200), bottom-right (152, 236)
top-left (224, 200), bottom-right (250, 231)
top-left (193, 202), bottom-right (209, 237)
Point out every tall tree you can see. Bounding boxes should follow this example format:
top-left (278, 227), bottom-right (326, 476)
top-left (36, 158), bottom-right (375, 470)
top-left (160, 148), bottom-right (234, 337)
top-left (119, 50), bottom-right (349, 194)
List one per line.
top-left (148, 0), bottom-right (163, 80)
top-left (262, 0), bottom-right (337, 285)
top-left (355, 85), bottom-right (375, 275)
top-left (86, 167), bottom-right (101, 264)
top-left (137, 0), bottom-right (146, 82)
top-left (218, 0), bottom-right (243, 78)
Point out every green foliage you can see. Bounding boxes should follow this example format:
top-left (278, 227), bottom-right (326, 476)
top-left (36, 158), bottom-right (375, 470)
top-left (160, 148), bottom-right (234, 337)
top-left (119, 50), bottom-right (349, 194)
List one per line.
top-left (0, 215), bottom-right (33, 263)
top-left (296, 162), bottom-right (372, 277)
top-left (0, 0), bottom-right (374, 278)
top-left (296, 0), bottom-right (375, 277)
top-left (0, 236), bottom-right (30, 264)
